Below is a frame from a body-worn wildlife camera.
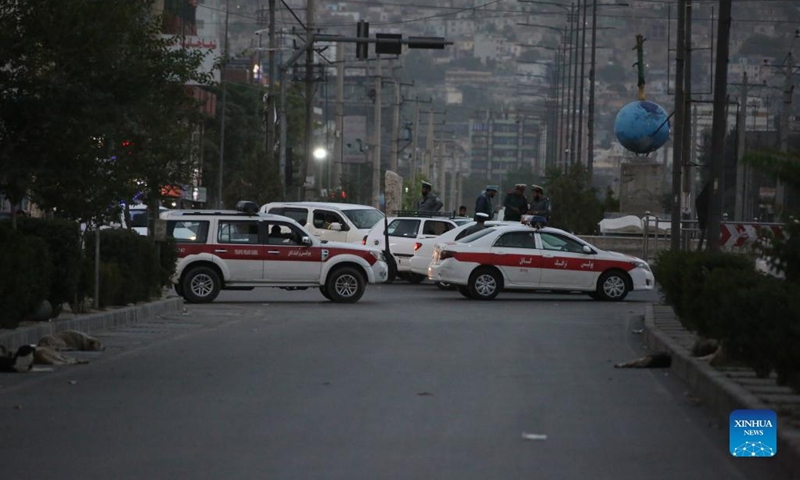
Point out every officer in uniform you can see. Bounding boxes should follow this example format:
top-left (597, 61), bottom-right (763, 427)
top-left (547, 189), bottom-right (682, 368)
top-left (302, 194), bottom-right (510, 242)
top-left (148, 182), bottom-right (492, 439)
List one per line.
top-left (503, 183), bottom-right (529, 222)
top-left (475, 185), bottom-right (499, 219)
top-left (458, 212), bottom-right (490, 239)
top-left (528, 185), bottom-right (551, 222)
top-left (418, 181), bottom-right (443, 213)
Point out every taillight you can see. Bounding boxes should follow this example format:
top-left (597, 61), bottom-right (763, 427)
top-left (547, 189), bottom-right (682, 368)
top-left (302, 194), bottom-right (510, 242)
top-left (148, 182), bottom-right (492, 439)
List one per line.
top-left (440, 250), bottom-right (454, 260)
top-left (414, 242), bottom-right (422, 252)
top-left (362, 235), bottom-right (367, 246)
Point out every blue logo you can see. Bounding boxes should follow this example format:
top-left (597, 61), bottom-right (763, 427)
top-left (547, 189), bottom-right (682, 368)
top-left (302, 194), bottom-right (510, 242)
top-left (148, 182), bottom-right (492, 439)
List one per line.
top-left (730, 410), bottom-right (777, 457)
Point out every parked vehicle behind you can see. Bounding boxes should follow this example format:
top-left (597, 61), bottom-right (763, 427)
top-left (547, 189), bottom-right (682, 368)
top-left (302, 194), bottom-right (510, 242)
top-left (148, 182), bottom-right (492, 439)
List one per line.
top-left (260, 202), bottom-right (384, 245)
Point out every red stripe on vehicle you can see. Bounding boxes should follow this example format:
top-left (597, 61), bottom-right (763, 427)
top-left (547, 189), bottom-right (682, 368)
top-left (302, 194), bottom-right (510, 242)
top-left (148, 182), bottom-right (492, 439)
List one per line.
top-left (176, 244), bottom-right (376, 265)
top-left (451, 251), bottom-right (635, 272)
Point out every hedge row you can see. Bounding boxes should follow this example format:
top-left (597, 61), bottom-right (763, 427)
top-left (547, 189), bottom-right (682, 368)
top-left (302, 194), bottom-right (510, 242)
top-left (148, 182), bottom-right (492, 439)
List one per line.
top-left (0, 219), bottom-right (176, 329)
top-left (654, 249), bottom-right (800, 391)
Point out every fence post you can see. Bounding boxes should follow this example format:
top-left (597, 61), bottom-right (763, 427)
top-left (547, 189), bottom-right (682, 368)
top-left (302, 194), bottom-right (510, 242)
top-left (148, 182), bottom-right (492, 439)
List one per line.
top-left (642, 212), bottom-right (650, 261)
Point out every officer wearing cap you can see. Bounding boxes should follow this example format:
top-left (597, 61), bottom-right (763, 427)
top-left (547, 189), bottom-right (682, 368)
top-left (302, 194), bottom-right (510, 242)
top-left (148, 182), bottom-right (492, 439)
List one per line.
top-left (529, 185), bottom-right (551, 221)
top-left (458, 212), bottom-right (490, 239)
top-left (418, 181), bottom-right (443, 213)
top-left (475, 185), bottom-right (498, 219)
top-left (503, 183), bottom-right (529, 222)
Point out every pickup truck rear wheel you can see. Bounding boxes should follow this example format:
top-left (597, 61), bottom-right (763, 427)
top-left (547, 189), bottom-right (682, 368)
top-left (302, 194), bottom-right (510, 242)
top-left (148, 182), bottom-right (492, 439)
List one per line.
top-left (458, 286), bottom-right (473, 299)
top-left (326, 267), bottom-right (366, 303)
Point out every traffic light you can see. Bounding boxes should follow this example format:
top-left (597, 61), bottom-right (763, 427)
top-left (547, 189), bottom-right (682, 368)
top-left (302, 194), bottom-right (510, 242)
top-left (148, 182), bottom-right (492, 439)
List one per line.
top-left (376, 33), bottom-right (402, 55)
top-left (356, 20), bottom-right (369, 59)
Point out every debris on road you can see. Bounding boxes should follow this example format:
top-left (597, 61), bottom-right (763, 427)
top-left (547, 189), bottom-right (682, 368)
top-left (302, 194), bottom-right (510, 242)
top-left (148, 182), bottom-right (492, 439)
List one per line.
top-left (521, 433), bottom-right (548, 441)
top-left (614, 353), bottom-right (672, 368)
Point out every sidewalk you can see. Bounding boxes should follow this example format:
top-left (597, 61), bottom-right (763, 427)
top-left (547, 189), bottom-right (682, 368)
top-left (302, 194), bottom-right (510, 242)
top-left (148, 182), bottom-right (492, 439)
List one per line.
top-left (0, 297), bottom-right (184, 351)
top-left (644, 304), bottom-right (800, 472)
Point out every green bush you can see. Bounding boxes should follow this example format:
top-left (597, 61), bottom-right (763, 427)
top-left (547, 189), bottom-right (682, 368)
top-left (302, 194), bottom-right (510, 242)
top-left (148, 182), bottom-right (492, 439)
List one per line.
top-left (159, 237), bottom-right (178, 287)
top-left (702, 268), bottom-right (783, 377)
top-left (655, 250), bottom-right (753, 333)
top-left (15, 217), bottom-right (82, 316)
top-left (83, 229), bottom-right (162, 305)
top-left (98, 262), bottom-right (124, 308)
top-left (0, 228), bottom-right (51, 328)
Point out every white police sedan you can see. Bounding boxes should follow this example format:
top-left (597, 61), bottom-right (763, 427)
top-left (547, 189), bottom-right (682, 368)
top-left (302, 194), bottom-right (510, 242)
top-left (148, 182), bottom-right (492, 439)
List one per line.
top-left (428, 224), bottom-right (654, 301)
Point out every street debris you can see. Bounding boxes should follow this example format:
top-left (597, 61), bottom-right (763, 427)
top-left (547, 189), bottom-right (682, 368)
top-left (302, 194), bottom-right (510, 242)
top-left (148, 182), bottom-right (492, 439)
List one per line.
top-left (416, 391), bottom-right (434, 396)
top-left (521, 433), bottom-right (548, 441)
top-left (68, 380), bottom-right (78, 385)
top-left (631, 328), bottom-right (644, 334)
top-left (614, 353), bottom-right (672, 369)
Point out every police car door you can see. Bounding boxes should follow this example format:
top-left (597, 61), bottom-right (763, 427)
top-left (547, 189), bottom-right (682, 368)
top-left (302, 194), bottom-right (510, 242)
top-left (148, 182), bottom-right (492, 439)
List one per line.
top-left (215, 219), bottom-right (264, 281)
top-left (536, 232), bottom-right (596, 289)
top-left (490, 230), bottom-right (542, 287)
top-left (264, 221), bottom-right (322, 283)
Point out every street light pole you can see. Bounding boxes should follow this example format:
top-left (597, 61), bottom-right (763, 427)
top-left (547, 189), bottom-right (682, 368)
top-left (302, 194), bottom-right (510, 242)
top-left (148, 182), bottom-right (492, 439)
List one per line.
top-left (587, 0), bottom-right (598, 179)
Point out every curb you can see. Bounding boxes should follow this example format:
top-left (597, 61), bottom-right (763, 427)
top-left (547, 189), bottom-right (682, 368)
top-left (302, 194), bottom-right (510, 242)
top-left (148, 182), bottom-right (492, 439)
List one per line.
top-left (644, 304), bottom-right (800, 474)
top-left (0, 297), bottom-right (184, 351)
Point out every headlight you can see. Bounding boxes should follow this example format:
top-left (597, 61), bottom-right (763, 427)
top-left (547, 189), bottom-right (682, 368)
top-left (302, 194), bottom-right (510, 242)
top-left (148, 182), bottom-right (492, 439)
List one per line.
top-left (371, 250), bottom-right (385, 262)
top-left (633, 261), bottom-right (651, 271)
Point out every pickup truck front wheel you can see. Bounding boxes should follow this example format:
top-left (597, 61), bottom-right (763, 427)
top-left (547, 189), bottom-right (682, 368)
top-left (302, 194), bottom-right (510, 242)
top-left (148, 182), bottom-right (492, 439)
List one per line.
top-left (325, 267), bottom-right (366, 303)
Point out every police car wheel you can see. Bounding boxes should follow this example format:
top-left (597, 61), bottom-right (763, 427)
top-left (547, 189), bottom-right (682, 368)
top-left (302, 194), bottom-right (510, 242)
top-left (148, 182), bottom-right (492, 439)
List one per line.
top-left (458, 285), bottom-right (473, 299)
top-left (182, 266), bottom-right (221, 304)
top-left (326, 267), bottom-right (366, 303)
top-left (597, 271), bottom-right (630, 301)
top-left (437, 282), bottom-right (457, 291)
top-left (319, 286), bottom-right (332, 300)
top-left (468, 268), bottom-right (501, 301)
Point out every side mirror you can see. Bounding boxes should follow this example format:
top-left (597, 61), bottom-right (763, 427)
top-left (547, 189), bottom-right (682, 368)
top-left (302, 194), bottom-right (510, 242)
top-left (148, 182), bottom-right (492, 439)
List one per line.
top-left (329, 222), bottom-right (343, 231)
top-left (582, 245), bottom-right (594, 254)
top-left (302, 236), bottom-right (312, 246)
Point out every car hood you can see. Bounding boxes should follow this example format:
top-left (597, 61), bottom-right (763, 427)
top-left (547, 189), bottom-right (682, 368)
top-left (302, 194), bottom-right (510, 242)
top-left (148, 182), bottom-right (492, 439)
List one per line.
top-left (604, 250), bottom-right (648, 264)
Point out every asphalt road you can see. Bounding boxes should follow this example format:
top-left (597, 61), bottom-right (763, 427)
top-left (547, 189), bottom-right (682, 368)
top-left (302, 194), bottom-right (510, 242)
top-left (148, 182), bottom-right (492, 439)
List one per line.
top-left (0, 283), bottom-right (795, 480)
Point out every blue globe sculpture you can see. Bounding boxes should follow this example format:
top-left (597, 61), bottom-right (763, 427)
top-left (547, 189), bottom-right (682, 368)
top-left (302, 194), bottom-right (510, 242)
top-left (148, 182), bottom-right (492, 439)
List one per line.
top-left (614, 100), bottom-right (670, 154)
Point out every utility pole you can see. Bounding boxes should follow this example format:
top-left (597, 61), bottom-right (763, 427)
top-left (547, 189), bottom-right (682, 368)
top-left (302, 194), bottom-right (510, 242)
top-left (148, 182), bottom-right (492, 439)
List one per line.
top-left (569, 3), bottom-right (579, 166)
top-left (681, 0), bottom-right (693, 222)
top-left (587, 0), bottom-right (598, 179)
top-left (449, 155), bottom-right (458, 212)
top-left (391, 77), bottom-right (401, 173)
top-left (389, 74), bottom-right (413, 174)
top-left (734, 72), bottom-right (748, 221)
top-left (217, 0), bottom-right (230, 208)
top-left (438, 141), bottom-right (446, 202)
top-left (372, 55), bottom-right (382, 209)
top-left (334, 42), bottom-right (344, 190)
top-left (265, 0), bottom-right (278, 195)
top-left (707, 0), bottom-right (733, 253)
top-left (303, 0), bottom-right (316, 200)
top-left (424, 110), bottom-right (435, 178)
top-left (670, 0), bottom-right (687, 251)
top-left (577, 0), bottom-right (588, 166)
top-left (411, 99), bottom-right (421, 185)
top-left (777, 53), bottom-right (795, 218)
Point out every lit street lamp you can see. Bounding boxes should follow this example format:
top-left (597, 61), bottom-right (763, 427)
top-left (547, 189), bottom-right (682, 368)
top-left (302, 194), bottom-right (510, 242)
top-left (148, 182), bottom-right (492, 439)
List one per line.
top-left (313, 147), bottom-right (330, 193)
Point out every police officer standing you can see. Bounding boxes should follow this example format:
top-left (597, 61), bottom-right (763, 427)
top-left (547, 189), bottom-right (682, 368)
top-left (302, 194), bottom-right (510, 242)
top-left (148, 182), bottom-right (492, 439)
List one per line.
top-left (503, 183), bottom-right (529, 222)
top-left (529, 185), bottom-right (551, 222)
top-left (475, 185), bottom-right (498, 219)
top-left (418, 181), bottom-right (443, 213)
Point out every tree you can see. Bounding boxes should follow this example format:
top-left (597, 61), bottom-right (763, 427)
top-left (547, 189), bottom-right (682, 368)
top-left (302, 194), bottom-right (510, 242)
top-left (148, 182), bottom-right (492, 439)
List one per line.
top-left (544, 164), bottom-right (604, 234)
top-left (0, 0), bottom-right (210, 226)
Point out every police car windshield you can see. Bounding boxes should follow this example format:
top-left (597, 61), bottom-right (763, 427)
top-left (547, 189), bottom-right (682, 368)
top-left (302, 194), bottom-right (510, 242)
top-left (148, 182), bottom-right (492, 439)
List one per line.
top-left (456, 228), bottom-right (495, 243)
top-left (343, 209), bottom-right (384, 229)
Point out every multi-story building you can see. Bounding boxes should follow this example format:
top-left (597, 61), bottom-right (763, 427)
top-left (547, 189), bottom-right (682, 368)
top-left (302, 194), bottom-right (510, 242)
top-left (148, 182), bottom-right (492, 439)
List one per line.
top-left (469, 112), bottom-right (543, 183)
